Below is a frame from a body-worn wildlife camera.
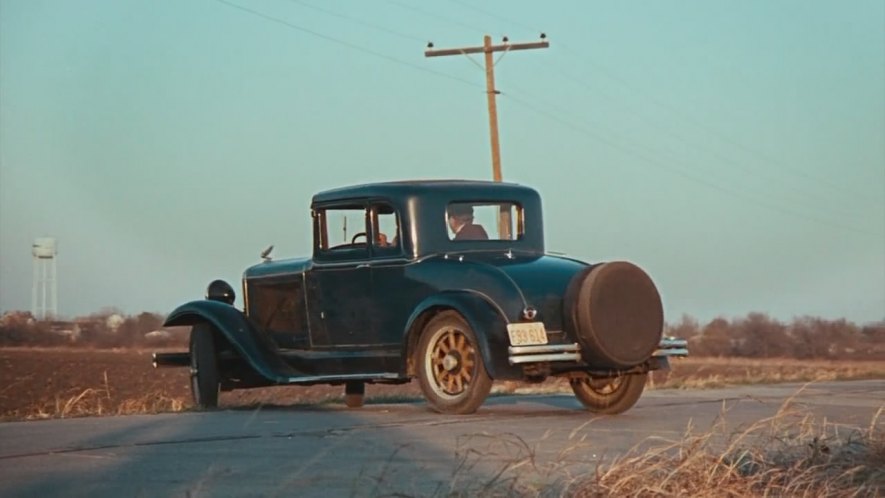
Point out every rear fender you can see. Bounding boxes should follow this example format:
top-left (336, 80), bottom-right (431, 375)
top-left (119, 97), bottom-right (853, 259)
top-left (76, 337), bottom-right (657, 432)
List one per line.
top-left (164, 300), bottom-right (297, 383)
top-left (402, 291), bottom-right (521, 379)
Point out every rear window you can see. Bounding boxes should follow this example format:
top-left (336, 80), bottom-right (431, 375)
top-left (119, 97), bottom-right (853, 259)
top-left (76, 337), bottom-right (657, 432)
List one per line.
top-left (446, 202), bottom-right (523, 241)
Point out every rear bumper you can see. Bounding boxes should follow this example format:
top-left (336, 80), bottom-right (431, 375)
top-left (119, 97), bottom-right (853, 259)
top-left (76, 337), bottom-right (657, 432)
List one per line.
top-left (508, 343), bottom-right (581, 364)
top-left (654, 337), bottom-right (689, 357)
top-left (507, 336), bottom-right (689, 366)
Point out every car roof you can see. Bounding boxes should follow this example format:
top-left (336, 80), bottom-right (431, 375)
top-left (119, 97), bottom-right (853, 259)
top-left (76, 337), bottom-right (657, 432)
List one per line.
top-left (311, 179), bottom-right (538, 205)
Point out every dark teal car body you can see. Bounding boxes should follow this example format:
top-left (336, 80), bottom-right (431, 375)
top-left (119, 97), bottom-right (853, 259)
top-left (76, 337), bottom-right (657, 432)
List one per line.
top-left (155, 180), bottom-right (687, 414)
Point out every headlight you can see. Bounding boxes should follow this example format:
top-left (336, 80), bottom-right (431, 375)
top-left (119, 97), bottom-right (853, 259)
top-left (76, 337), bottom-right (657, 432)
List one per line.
top-left (206, 279), bottom-right (236, 305)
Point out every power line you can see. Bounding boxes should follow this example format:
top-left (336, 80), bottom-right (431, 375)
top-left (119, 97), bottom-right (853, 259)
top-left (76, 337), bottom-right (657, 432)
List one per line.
top-left (214, 0), bottom-right (483, 90)
top-left (286, 0), bottom-right (426, 43)
top-left (501, 92), bottom-right (877, 236)
top-left (440, 2), bottom-right (880, 206)
top-left (511, 62), bottom-right (869, 221)
top-left (446, 0), bottom-right (539, 34)
top-left (428, 1), bottom-right (867, 221)
top-left (213, 0), bottom-right (879, 235)
top-left (425, 35), bottom-right (548, 184)
top-left (554, 44), bottom-right (882, 205)
top-left (465, 49), bottom-right (874, 226)
top-left (387, 0), bottom-right (500, 39)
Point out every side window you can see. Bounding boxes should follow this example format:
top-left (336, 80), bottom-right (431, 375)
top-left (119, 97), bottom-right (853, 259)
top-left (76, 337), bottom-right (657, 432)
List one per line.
top-left (446, 202), bottom-right (523, 241)
top-left (372, 204), bottom-right (401, 255)
top-left (315, 206), bottom-right (369, 258)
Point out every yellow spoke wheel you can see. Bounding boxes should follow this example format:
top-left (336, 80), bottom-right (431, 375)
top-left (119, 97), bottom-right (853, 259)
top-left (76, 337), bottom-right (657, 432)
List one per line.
top-left (417, 311), bottom-right (492, 414)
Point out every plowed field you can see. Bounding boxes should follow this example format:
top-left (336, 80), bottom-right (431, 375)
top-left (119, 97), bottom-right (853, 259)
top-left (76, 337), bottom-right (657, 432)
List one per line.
top-left (0, 348), bottom-right (423, 421)
top-left (2, 348), bottom-right (883, 421)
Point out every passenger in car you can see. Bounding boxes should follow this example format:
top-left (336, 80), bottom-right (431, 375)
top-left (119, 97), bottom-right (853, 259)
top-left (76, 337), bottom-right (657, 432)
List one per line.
top-left (447, 204), bottom-right (489, 241)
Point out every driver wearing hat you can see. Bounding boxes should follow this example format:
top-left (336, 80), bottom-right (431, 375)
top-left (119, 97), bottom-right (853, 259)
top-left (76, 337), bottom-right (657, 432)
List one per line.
top-left (447, 204), bottom-right (489, 241)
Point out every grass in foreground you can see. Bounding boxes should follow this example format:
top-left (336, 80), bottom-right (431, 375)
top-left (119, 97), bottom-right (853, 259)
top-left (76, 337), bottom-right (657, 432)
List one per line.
top-left (370, 405), bottom-right (884, 497)
top-left (568, 408), bottom-right (884, 497)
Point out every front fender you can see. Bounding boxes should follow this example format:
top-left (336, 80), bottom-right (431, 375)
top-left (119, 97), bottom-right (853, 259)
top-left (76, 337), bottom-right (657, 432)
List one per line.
top-left (164, 300), bottom-right (298, 383)
top-left (403, 291), bottom-right (522, 379)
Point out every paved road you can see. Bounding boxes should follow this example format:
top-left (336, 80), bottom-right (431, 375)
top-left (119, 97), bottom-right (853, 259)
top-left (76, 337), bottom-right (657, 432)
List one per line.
top-left (1, 380), bottom-right (882, 497)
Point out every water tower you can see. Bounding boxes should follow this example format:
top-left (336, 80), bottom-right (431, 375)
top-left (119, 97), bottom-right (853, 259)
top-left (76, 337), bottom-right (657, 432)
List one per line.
top-left (32, 237), bottom-right (58, 320)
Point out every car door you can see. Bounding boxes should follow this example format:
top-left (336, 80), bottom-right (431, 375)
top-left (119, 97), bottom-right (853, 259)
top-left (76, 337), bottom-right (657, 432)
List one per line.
top-left (306, 204), bottom-right (373, 348)
top-left (367, 202), bottom-right (418, 347)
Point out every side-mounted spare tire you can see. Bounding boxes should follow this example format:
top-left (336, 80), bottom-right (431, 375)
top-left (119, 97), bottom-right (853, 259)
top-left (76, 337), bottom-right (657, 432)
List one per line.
top-left (564, 261), bottom-right (663, 369)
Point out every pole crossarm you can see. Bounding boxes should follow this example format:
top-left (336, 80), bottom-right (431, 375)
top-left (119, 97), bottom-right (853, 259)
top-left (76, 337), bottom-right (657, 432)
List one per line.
top-left (424, 34), bottom-right (547, 237)
top-left (424, 34), bottom-right (548, 189)
top-left (424, 40), bottom-right (548, 57)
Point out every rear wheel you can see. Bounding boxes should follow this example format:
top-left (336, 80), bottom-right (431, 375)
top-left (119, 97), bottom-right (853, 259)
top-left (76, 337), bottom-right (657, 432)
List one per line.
top-left (189, 324), bottom-right (220, 410)
top-left (570, 373), bottom-right (647, 414)
top-left (416, 311), bottom-right (492, 414)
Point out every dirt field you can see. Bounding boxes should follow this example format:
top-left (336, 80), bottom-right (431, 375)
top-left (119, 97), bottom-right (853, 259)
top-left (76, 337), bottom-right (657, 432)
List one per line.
top-left (2, 347), bottom-right (884, 421)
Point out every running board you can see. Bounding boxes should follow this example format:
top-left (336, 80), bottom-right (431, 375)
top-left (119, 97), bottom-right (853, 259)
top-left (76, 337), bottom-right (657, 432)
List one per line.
top-left (153, 351), bottom-right (404, 385)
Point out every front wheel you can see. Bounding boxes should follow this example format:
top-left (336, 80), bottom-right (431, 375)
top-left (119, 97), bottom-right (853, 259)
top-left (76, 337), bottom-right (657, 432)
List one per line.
top-left (189, 324), bottom-right (220, 410)
top-left (416, 311), bottom-right (492, 414)
top-left (570, 373), bottom-right (647, 414)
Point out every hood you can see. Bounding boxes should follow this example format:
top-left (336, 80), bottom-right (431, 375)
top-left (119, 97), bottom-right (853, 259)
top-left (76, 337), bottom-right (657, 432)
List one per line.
top-left (243, 257), bottom-right (312, 280)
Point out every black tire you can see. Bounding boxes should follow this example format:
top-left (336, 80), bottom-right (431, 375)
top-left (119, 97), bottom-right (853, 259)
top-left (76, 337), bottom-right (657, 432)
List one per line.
top-left (570, 373), bottom-right (647, 415)
top-left (416, 311), bottom-right (492, 414)
top-left (189, 324), bottom-right (220, 410)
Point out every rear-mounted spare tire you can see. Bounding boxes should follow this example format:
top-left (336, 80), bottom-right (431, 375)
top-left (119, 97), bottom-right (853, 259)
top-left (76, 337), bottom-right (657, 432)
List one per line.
top-left (565, 261), bottom-right (663, 369)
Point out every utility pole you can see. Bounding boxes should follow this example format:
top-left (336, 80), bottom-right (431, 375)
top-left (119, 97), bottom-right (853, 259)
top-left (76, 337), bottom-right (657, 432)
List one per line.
top-left (425, 35), bottom-right (548, 182)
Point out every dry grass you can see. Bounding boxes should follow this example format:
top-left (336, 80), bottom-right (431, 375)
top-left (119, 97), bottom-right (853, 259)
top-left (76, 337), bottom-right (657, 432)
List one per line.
top-left (569, 408), bottom-right (884, 497)
top-left (22, 370), bottom-right (187, 420)
top-left (373, 405), bottom-right (884, 497)
top-left (493, 357), bottom-right (885, 396)
top-left (26, 389), bottom-right (187, 420)
top-left (653, 357), bottom-right (885, 390)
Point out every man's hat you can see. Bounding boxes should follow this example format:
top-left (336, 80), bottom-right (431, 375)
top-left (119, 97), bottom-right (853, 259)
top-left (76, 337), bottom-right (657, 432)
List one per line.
top-left (447, 203), bottom-right (474, 218)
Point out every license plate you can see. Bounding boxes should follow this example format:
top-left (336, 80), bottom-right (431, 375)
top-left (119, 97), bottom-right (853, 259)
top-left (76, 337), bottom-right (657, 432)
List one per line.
top-left (507, 322), bottom-right (548, 346)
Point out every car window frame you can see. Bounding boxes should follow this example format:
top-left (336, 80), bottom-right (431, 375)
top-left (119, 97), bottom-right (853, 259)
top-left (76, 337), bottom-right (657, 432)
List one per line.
top-left (445, 201), bottom-right (525, 242)
top-left (368, 201), bottom-right (403, 259)
top-left (313, 202), bottom-right (371, 263)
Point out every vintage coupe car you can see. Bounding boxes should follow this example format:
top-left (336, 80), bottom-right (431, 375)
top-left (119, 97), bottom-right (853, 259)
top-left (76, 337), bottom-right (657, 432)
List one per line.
top-left (154, 180), bottom-right (687, 414)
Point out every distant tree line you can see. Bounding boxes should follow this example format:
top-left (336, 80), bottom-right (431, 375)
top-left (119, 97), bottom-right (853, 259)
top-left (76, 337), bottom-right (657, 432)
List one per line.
top-left (666, 313), bottom-right (885, 360)
top-left (0, 309), bottom-right (187, 348)
top-left (1, 309), bottom-right (883, 358)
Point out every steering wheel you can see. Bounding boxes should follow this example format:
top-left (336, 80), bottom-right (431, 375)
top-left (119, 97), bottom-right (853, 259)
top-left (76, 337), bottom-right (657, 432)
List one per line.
top-left (351, 232), bottom-right (367, 244)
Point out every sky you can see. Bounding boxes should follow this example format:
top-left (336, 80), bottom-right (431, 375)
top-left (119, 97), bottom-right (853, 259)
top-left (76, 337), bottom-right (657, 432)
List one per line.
top-left (1, 0), bottom-right (883, 325)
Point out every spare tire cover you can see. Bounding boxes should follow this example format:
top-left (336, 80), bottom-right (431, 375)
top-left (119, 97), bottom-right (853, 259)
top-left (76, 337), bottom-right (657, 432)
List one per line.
top-left (565, 261), bottom-right (663, 369)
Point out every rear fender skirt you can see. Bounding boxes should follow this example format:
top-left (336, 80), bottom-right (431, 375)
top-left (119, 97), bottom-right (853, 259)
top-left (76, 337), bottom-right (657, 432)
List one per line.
top-left (402, 291), bottom-right (522, 379)
top-left (163, 300), bottom-right (299, 383)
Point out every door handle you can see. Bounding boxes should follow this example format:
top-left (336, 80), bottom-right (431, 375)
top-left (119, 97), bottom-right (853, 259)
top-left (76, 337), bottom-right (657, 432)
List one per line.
top-left (356, 264), bottom-right (370, 269)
